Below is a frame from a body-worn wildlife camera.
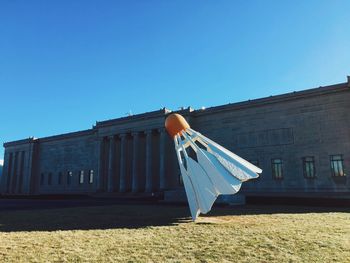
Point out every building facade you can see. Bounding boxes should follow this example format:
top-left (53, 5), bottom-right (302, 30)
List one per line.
top-left (1, 79), bottom-right (350, 198)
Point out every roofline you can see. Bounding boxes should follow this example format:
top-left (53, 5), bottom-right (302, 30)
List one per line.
top-left (95, 108), bottom-right (172, 128)
top-left (4, 129), bottom-right (95, 147)
top-left (192, 81), bottom-right (349, 116)
top-left (3, 137), bottom-right (37, 148)
top-left (38, 129), bottom-right (96, 143)
top-left (3, 78), bottom-right (349, 147)
top-left (2, 108), bottom-right (194, 148)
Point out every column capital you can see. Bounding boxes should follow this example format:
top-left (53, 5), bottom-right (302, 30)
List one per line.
top-left (157, 127), bottom-right (166, 133)
top-left (144, 129), bottom-right (153, 135)
top-left (118, 133), bottom-right (128, 139)
top-left (131, 131), bottom-right (140, 137)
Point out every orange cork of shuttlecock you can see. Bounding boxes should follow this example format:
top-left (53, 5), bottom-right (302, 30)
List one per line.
top-left (165, 113), bottom-right (190, 138)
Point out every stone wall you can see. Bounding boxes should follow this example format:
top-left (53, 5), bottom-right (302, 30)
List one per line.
top-left (1, 80), bottom-right (349, 197)
top-left (36, 130), bottom-right (97, 194)
top-left (192, 83), bottom-right (350, 196)
top-left (0, 138), bottom-right (37, 194)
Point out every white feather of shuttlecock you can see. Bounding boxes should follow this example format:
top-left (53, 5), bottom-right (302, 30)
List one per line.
top-left (173, 128), bottom-right (262, 221)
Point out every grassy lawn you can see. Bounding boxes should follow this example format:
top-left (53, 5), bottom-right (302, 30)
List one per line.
top-left (0, 203), bottom-right (349, 262)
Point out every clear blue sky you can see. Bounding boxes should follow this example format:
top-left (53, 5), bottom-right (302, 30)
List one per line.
top-left (1, 0), bottom-right (350, 159)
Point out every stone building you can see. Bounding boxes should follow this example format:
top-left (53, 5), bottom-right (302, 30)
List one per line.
top-left (1, 78), bottom-right (350, 199)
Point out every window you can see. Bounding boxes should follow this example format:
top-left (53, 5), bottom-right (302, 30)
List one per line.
top-left (40, 173), bottom-right (45, 185)
top-left (58, 172), bottom-right (63, 185)
top-left (271, 158), bottom-right (283, 179)
top-left (89, 170), bottom-right (94, 184)
top-left (303, 157), bottom-right (316, 178)
top-left (67, 171), bottom-right (73, 185)
top-left (79, 170), bottom-right (84, 184)
top-left (48, 173), bottom-right (52, 185)
top-left (330, 155), bottom-right (345, 177)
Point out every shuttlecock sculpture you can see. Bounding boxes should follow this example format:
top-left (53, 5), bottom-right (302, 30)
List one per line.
top-left (165, 113), bottom-right (262, 221)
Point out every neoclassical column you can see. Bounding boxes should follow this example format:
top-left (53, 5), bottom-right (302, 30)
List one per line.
top-left (5, 153), bottom-right (13, 193)
top-left (107, 135), bottom-right (115, 192)
top-left (10, 152), bottom-right (18, 194)
top-left (8, 153), bottom-right (15, 193)
top-left (0, 152), bottom-right (9, 194)
top-left (119, 133), bottom-right (127, 192)
top-left (96, 138), bottom-right (105, 192)
top-left (16, 151), bottom-right (25, 194)
top-left (159, 128), bottom-right (166, 190)
top-left (131, 132), bottom-right (140, 192)
top-left (145, 130), bottom-right (153, 192)
top-left (23, 142), bottom-right (34, 194)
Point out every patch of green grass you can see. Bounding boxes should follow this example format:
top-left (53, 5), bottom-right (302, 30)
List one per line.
top-left (0, 204), bottom-right (349, 262)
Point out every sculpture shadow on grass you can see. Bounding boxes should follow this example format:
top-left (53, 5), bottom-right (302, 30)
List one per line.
top-left (0, 201), bottom-right (349, 232)
top-left (0, 203), bottom-right (192, 232)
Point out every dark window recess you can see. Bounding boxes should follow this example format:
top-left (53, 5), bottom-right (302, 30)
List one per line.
top-left (67, 171), bottom-right (73, 185)
top-left (40, 173), bottom-right (45, 185)
top-left (48, 173), bottom-right (52, 185)
top-left (271, 158), bottom-right (283, 179)
top-left (58, 172), bottom-right (63, 185)
top-left (303, 157), bottom-right (316, 178)
top-left (330, 155), bottom-right (345, 177)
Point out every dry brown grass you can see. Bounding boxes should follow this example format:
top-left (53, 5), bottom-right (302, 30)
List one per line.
top-left (0, 204), bottom-right (349, 262)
